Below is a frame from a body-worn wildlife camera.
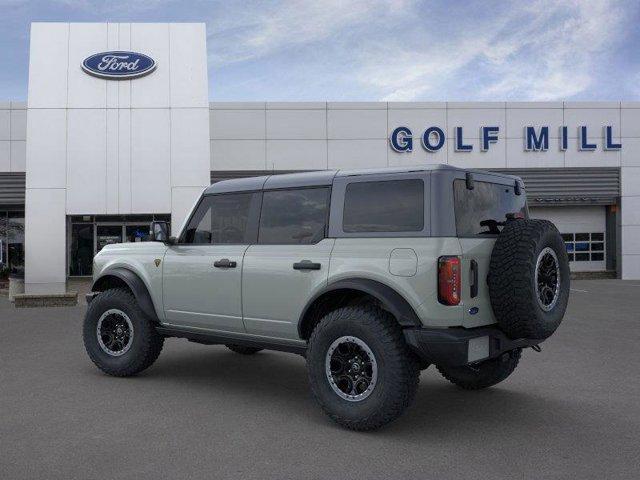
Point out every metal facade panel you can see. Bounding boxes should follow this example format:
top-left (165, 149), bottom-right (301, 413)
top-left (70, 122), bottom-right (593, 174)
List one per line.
top-left (0, 172), bottom-right (26, 206)
top-left (492, 168), bottom-right (620, 206)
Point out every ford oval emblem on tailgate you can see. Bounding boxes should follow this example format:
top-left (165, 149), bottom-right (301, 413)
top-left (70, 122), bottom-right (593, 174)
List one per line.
top-left (82, 51), bottom-right (156, 80)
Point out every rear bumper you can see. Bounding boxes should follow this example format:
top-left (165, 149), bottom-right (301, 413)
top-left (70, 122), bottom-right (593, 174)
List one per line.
top-left (403, 325), bottom-right (541, 367)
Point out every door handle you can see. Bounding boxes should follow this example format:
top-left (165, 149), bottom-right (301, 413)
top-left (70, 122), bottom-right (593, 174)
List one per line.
top-left (214, 258), bottom-right (237, 268)
top-left (293, 260), bottom-right (321, 271)
top-left (470, 259), bottom-right (478, 298)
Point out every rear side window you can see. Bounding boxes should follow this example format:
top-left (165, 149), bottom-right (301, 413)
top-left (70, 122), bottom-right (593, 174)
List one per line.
top-left (343, 179), bottom-right (424, 233)
top-left (259, 188), bottom-right (330, 244)
top-left (453, 179), bottom-right (527, 236)
top-left (182, 193), bottom-right (256, 244)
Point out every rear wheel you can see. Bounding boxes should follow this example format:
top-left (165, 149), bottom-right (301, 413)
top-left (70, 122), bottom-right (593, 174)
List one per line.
top-left (225, 344), bottom-right (263, 355)
top-left (83, 288), bottom-right (164, 377)
top-left (307, 304), bottom-right (419, 431)
top-left (437, 349), bottom-right (522, 390)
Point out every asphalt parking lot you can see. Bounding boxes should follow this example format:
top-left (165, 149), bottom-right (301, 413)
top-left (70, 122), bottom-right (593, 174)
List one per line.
top-left (1, 280), bottom-right (639, 480)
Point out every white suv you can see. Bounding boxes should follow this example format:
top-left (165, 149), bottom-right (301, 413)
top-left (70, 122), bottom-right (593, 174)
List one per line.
top-left (83, 165), bottom-right (569, 430)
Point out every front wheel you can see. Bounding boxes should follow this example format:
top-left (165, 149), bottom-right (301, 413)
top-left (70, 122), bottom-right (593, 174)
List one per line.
top-left (307, 304), bottom-right (419, 431)
top-left (83, 288), bottom-right (164, 377)
top-left (436, 349), bottom-right (522, 390)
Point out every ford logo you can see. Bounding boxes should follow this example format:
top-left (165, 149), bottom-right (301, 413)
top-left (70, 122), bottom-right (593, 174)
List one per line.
top-left (82, 51), bottom-right (156, 80)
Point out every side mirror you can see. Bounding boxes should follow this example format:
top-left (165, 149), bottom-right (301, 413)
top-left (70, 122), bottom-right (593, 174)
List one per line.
top-left (150, 221), bottom-right (171, 243)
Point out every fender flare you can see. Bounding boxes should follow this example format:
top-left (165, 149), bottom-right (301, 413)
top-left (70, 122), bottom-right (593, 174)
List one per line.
top-left (298, 278), bottom-right (422, 338)
top-left (92, 267), bottom-right (159, 322)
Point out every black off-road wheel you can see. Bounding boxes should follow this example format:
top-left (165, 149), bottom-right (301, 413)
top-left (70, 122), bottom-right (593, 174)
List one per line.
top-left (488, 219), bottom-right (570, 340)
top-left (225, 344), bottom-right (263, 355)
top-left (437, 349), bottom-right (522, 390)
top-left (307, 304), bottom-right (419, 431)
top-left (83, 288), bottom-right (164, 377)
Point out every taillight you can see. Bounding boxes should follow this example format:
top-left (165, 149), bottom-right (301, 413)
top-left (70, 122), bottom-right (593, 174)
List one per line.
top-left (438, 256), bottom-right (461, 306)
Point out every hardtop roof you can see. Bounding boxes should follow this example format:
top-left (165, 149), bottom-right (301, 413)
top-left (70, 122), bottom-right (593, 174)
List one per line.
top-left (203, 164), bottom-right (520, 194)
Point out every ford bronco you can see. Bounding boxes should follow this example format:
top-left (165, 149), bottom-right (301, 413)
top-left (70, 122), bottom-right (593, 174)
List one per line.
top-left (83, 165), bottom-right (569, 430)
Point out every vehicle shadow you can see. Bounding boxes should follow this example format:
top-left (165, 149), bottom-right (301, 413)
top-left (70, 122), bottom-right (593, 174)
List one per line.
top-left (108, 344), bottom-right (603, 439)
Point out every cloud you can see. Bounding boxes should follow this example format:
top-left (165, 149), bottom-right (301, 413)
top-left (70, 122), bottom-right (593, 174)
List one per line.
top-left (479, 0), bottom-right (625, 100)
top-left (1, 0), bottom-right (635, 101)
top-left (207, 0), bottom-right (414, 66)
top-left (207, 0), bottom-right (634, 101)
top-left (357, 0), bottom-right (629, 101)
top-left (33, 0), bottom-right (174, 12)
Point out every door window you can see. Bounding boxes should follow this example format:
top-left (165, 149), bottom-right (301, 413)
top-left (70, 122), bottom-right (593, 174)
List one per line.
top-left (343, 179), bottom-right (424, 233)
top-left (258, 188), bottom-right (330, 244)
top-left (182, 193), bottom-right (257, 244)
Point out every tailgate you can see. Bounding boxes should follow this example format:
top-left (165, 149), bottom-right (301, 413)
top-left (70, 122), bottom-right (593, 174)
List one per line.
top-left (458, 238), bottom-right (498, 328)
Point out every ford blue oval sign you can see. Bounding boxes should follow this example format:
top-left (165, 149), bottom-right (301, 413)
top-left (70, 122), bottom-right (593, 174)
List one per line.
top-left (82, 51), bottom-right (156, 80)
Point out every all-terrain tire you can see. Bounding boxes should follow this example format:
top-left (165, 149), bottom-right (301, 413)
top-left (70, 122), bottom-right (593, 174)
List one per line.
top-left (83, 288), bottom-right (164, 377)
top-left (307, 304), bottom-right (419, 431)
top-left (437, 349), bottom-right (522, 390)
top-left (225, 344), bottom-right (263, 355)
top-left (488, 219), bottom-right (570, 340)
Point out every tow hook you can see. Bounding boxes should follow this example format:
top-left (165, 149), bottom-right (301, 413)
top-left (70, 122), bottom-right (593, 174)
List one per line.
top-left (530, 344), bottom-right (542, 353)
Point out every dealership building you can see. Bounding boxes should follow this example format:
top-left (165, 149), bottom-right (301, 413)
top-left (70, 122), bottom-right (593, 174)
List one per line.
top-left (1, 22), bottom-right (640, 295)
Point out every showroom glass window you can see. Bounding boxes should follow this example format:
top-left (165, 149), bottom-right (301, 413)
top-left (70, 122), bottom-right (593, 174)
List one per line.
top-left (70, 223), bottom-right (94, 276)
top-left (561, 232), bottom-right (605, 263)
top-left (454, 180), bottom-right (528, 236)
top-left (0, 211), bottom-right (25, 277)
top-left (69, 214), bottom-right (170, 276)
top-left (182, 193), bottom-right (256, 244)
top-left (343, 180), bottom-right (424, 233)
top-left (0, 212), bottom-right (6, 277)
top-left (259, 188), bottom-right (330, 244)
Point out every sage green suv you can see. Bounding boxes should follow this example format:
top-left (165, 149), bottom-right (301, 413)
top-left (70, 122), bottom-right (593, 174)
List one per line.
top-left (83, 165), bottom-right (569, 430)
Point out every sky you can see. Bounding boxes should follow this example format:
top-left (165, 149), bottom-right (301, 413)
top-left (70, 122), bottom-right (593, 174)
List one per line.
top-left (0, 0), bottom-right (639, 102)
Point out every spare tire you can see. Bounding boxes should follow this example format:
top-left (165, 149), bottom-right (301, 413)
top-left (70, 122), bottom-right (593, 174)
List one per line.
top-left (488, 219), bottom-right (570, 340)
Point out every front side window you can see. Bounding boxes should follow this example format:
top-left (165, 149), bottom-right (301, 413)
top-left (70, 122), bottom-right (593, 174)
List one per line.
top-left (453, 179), bottom-right (528, 236)
top-left (183, 193), bottom-right (255, 244)
top-left (343, 179), bottom-right (424, 233)
top-left (259, 188), bottom-right (330, 244)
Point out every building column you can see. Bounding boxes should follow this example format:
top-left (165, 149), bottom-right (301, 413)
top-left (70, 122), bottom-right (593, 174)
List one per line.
top-left (24, 188), bottom-right (66, 294)
top-left (620, 166), bottom-right (640, 279)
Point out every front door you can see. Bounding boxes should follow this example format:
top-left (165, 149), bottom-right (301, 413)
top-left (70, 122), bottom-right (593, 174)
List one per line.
top-left (162, 191), bottom-right (261, 333)
top-left (242, 187), bottom-right (332, 340)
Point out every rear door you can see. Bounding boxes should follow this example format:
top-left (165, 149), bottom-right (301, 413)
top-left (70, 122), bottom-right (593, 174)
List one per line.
top-left (453, 177), bottom-right (528, 327)
top-left (242, 187), bottom-right (333, 340)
